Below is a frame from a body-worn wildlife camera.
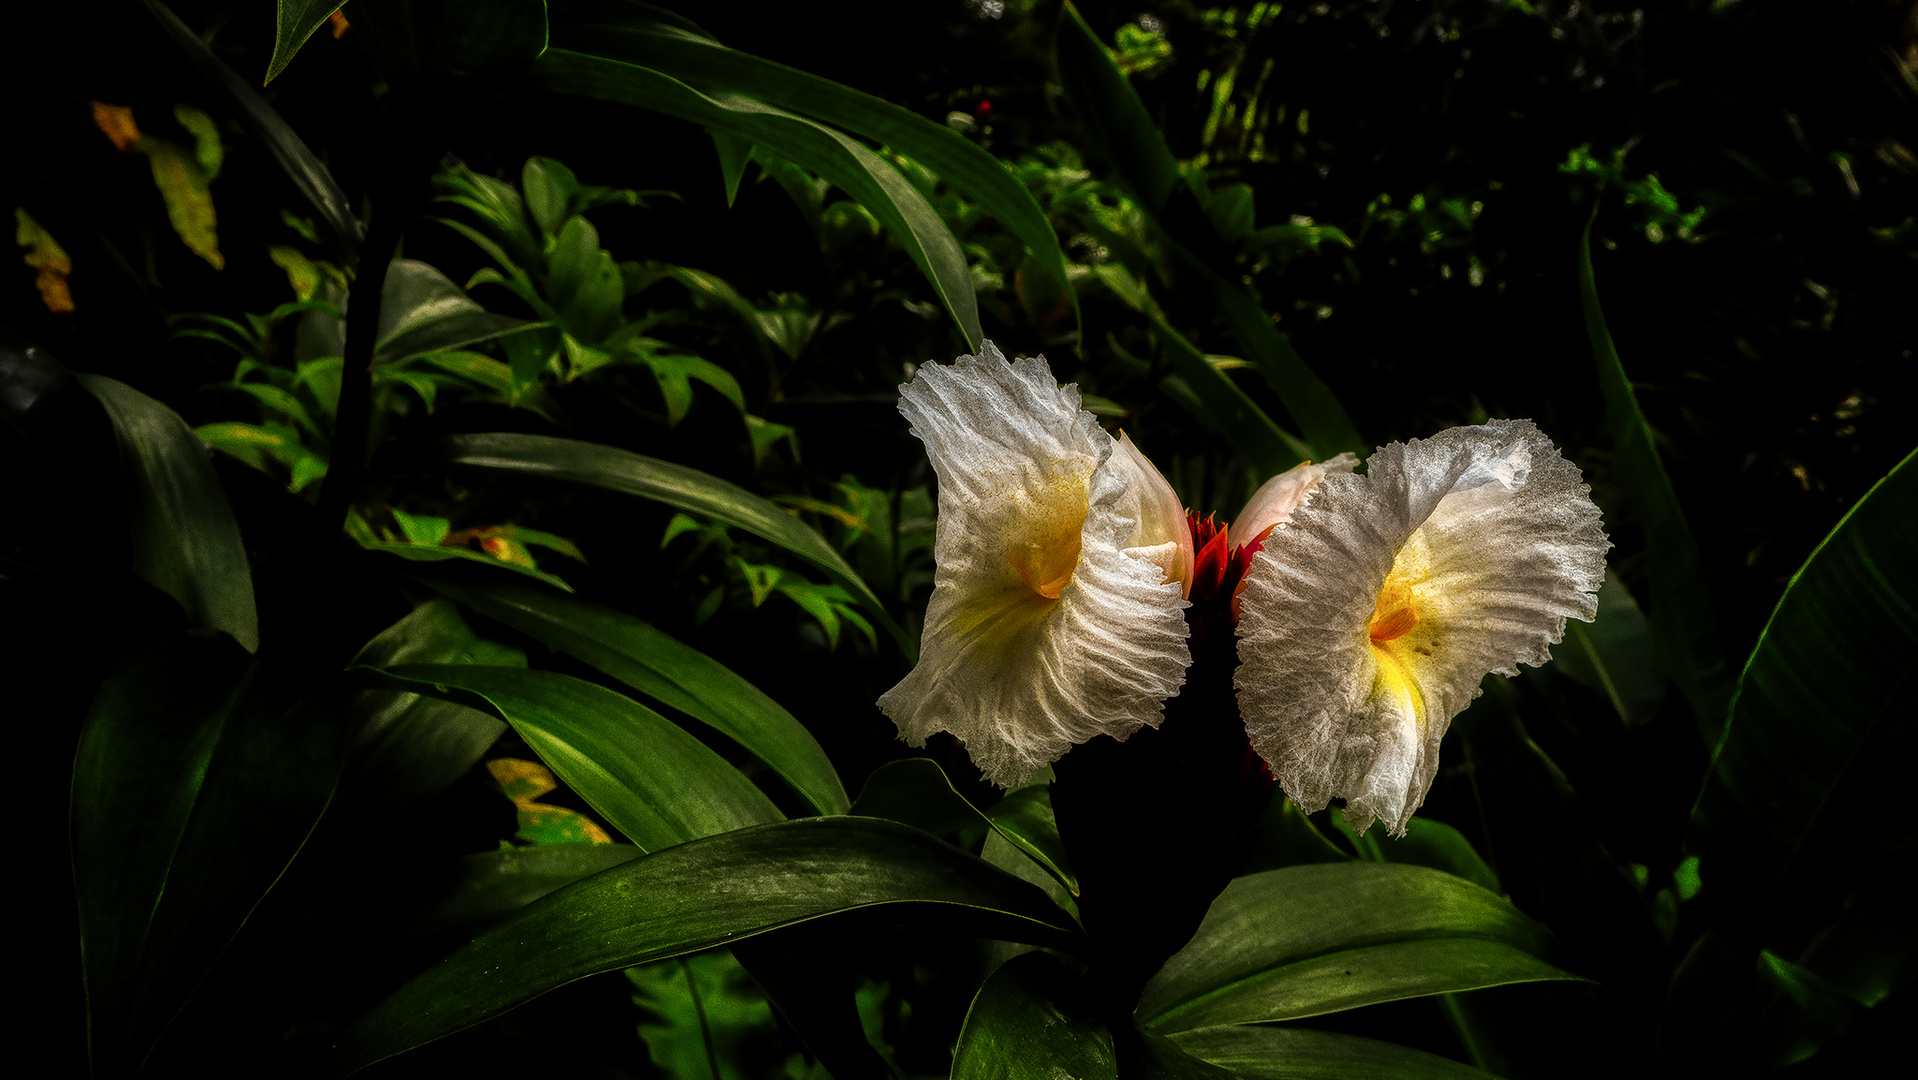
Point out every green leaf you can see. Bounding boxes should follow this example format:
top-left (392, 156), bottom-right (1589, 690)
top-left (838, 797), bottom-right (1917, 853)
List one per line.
top-left (1335, 813), bottom-right (1502, 896)
top-left (1687, 446), bottom-right (1918, 938)
top-left (363, 664), bottom-right (782, 851)
top-left (1136, 863), bottom-right (1577, 1032)
top-left (1167, 1024), bottom-right (1500, 1079)
top-left (411, 844), bottom-right (643, 940)
top-left (143, 0), bottom-right (362, 258)
top-left (434, 432), bottom-right (907, 653)
top-left (267, 0), bottom-right (346, 84)
top-left (360, 540), bottom-right (578, 591)
top-left (77, 374), bottom-right (258, 652)
top-left (324, 817), bottom-right (1084, 1074)
top-left (527, 49), bottom-right (982, 349)
top-left (348, 0), bottom-right (550, 85)
top-left (558, 13), bottom-right (1076, 330)
top-left (419, 575), bottom-right (850, 815)
top-left (74, 634), bottom-right (348, 1076)
top-left (1552, 570), bottom-right (1665, 726)
top-left (629, 952), bottom-right (785, 1080)
top-left (1579, 213), bottom-right (1733, 741)
top-left (852, 759), bottom-right (1076, 894)
top-left (1052, 3), bottom-right (1360, 459)
top-left (521, 156), bottom-right (570, 236)
top-left (172, 104), bottom-right (223, 181)
top-left (375, 259), bottom-right (536, 363)
top-left (1147, 310), bottom-right (1311, 477)
top-left (952, 953), bottom-right (1116, 1080)
top-left (342, 600), bottom-right (524, 810)
top-left (711, 129), bottom-right (753, 206)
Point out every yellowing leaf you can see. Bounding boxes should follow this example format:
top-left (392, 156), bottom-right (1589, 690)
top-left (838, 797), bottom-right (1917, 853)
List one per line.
top-left (268, 245), bottom-right (320, 300)
top-left (487, 757), bottom-right (614, 845)
top-left (15, 208), bottom-right (75, 313)
top-left (328, 10), bottom-right (350, 38)
top-left (141, 138), bottom-right (223, 269)
top-left (91, 101), bottom-right (140, 151)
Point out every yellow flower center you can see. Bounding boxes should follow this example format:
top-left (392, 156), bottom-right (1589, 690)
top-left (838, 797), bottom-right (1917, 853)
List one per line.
top-left (1368, 579), bottom-right (1420, 642)
top-left (1011, 528), bottom-right (1084, 599)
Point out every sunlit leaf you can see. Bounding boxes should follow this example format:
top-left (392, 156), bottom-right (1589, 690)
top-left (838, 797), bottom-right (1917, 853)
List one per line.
top-left (78, 374), bottom-right (258, 651)
top-left (324, 817), bottom-right (1084, 1075)
top-left (422, 575), bottom-right (851, 815)
top-left (361, 664), bottom-right (783, 852)
top-left (1137, 863), bottom-right (1577, 1032)
top-left (1687, 447), bottom-right (1918, 941)
top-left (952, 953), bottom-right (1116, 1080)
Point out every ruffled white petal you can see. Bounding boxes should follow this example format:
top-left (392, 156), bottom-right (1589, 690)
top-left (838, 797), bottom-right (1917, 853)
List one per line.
top-left (878, 344), bottom-right (1192, 786)
top-left (1232, 453), bottom-right (1362, 542)
top-left (1110, 431), bottom-right (1196, 594)
top-left (1234, 419), bottom-right (1609, 836)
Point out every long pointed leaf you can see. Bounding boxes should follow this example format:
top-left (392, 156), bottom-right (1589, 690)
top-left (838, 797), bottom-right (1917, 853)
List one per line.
top-left (420, 575), bottom-right (850, 815)
top-left (526, 48), bottom-right (982, 349)
top-left (1687, 447), bottom-right (1918, 939)
top-left (267, 0), bottom-right (346, 84)
top-left (75, 634), bottom-right (347, 1075)
top-left (433, 432), bottom-right (907, 652)
top-left (363, 664), bottom-right (782, 852)
top-left (952, 953), bottom-right (1116, 1080)
top-left (852, 759), bottom-right (1076, 893)
top-left (1168, 1024), bottom-right (1501, 1080)
top-left (1052, 3), bottom-right (1360, 459)
top-left (551, 11), bottom-right (1077, 327)
top-left (77, 374), bottom-right (258, 652)
top-left (143, 0), bottom-right (362, 258)
top-left (1579, 212), bottom-right (1732, 741)
top-left (1137, 863), bottom-right (1576, 1033)
top-left (324, 817), bottom-right (1083, 1074)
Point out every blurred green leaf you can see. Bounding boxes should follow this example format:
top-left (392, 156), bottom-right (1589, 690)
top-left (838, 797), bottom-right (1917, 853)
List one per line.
top-left (360, 540), bottom-right (577, 591)
top-left (1146, 310), bottom-right (1311, 476)
top-left (1579, 213), bottom-right (1733, 741)
top-left (324, 817), bottom-right (1084, 1074)
top-left (78, 374), bottom-right (258, 652)
top-left (267, 0), bottom-right (346, 84)
top-left (1687, 447), bottom-right (1918, 940)
top-left (421, 576), bottom-right (850, 815)
top-left (1554, 570), bottom-right (1665, 726)
top-left (1137, 863), bottom-right (1576, 1032)
top-left (952, 952), bottom-right (1116, 1080)
top-left (434, 432), bottom-right (908, 653)
top-left (143, 0), bottom-right (362, 258)
top-left (363, 664), bottom-right (783, 852)
top-left (527, 49), bottom-right (982, 350)
top-left (74, 633), bottom-right (347, 1076)
top-left (1167, 1024), bottom-right (1500, 1079)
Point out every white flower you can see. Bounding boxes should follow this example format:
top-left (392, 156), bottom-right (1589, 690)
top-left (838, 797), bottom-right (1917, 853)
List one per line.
top-left (877, 343), bottom-right (1193, 786)
top-left (1234, 420), bottom-right (1610, 836)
